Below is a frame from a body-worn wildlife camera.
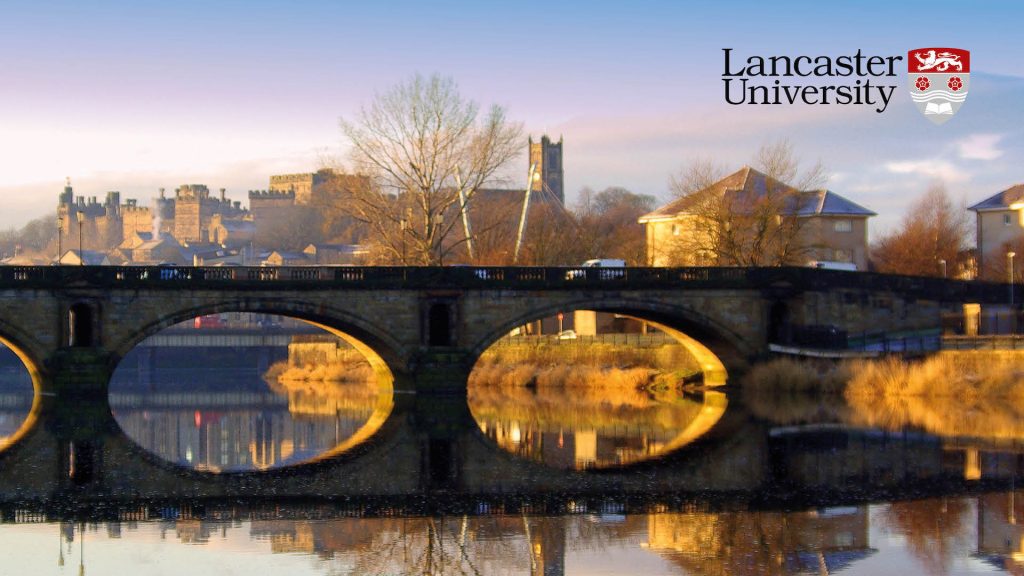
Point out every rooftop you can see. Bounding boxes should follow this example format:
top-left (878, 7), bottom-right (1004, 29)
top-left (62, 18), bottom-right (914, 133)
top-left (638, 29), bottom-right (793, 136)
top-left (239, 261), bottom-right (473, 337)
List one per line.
top-left (638, 167), bottom-right (875, 222)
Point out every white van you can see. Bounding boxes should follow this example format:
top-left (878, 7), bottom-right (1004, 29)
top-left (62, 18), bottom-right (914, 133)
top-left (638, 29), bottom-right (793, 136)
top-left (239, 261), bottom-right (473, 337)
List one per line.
top-left (807, 260), bottom-right (857, 272)
top-left (568, 258), bottom-right (627, 279)
top-left (582, 259), bottom-right (626, 268)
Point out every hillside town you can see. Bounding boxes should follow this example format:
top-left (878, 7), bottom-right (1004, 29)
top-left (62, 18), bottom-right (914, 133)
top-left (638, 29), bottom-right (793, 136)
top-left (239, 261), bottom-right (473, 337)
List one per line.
top-left (2, 134), bottom-right (1019, 283)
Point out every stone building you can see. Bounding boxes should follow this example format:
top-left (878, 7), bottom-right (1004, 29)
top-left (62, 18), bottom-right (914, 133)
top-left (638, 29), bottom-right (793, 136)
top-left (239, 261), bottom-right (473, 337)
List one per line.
top-left (172, 184), bottom-right (246, 244)
top-left (638, 167), bottom-right (875, 269)
top-left (58, 181), bottom-right (249, 261)
top-left (528, 135), bottom-right (564, 204)
top-left (969, 183), bottom-right (1024, 280)
top-left (57, 183), bottom-right (124, 253)
top-left (269, 171), bottom-right (332, 205)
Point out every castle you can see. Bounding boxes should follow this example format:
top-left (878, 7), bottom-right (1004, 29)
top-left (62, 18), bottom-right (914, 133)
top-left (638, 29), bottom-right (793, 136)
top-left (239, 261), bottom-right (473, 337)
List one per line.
top-left (58, 180), bottom-right (251, 259)
top-left (57, 169), bottom-right (368, 265)
top-left (54, 136), bottom-right (564, 265)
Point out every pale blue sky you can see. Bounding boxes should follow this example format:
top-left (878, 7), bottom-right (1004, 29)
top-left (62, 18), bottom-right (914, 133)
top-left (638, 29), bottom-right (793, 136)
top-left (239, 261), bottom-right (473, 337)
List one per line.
top-left (0, 0), bottom-right (1021, 234)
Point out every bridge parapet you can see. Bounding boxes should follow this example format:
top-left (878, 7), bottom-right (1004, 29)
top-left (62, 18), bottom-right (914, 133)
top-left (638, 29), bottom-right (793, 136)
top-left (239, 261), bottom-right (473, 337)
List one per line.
top-left (0, 265), bottom-right (1015, 301)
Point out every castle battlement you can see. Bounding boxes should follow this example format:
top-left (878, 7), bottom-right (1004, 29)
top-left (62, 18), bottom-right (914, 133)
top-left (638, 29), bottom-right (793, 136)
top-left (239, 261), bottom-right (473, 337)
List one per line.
top-left (249, 189), bottom-right (295, 199)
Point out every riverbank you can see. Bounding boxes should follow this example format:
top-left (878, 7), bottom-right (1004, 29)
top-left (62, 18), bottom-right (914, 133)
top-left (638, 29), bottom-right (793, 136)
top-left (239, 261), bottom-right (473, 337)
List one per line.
top-left (470, 342), bottom-right (700, 389)
top-left (743, 351), bottom-right (1024, 440)
top-left (743, 351), bottom-right (1024, 398)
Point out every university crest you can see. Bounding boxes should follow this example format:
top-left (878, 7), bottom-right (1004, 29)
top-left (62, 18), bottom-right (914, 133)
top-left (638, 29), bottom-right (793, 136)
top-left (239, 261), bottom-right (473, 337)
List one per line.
top-left (908, 47), bottom-right (969, 124)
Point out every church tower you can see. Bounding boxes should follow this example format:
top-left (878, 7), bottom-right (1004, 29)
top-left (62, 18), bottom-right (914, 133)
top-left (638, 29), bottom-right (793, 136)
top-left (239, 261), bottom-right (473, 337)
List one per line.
top-left (528, 135), bottom-right (564, 204)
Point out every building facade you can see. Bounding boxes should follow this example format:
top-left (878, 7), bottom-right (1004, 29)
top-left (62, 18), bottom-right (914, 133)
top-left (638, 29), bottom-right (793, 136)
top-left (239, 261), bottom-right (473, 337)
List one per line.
top-left (969, 184), bottom-right (1024, 280)
top-left (638, 167), bottom-right (875, 269)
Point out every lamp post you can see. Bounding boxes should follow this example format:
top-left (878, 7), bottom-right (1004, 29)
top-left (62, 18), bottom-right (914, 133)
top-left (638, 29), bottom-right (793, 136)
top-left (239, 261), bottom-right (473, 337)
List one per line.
top-left (938, 259), bottom-right (946, 279)
top-left (1009, 251), bottom-right (1017, 308)
top-left (75, 211), bottom-right (84, 266)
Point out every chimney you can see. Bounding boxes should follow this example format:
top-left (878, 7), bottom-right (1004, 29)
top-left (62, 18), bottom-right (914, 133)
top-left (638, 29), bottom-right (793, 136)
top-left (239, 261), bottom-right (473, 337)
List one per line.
top-left (220, 188), bottom-right (226, 202)
top-left (159, 187), bottom-right (165, 199)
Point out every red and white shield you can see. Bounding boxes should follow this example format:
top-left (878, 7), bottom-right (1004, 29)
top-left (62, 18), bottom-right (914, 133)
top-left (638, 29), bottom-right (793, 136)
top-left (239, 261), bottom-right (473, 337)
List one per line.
top-left (908, 47), bottom-right (969, 125)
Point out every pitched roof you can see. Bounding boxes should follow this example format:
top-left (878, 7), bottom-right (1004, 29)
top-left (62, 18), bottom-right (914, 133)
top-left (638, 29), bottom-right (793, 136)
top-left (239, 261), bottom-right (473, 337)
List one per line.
top-left (802, 190), bottom-right (877, 217)
top-left (969, 184), bottom-right (1024, 211)
top-left (638, 167), bottom-right (875, 222)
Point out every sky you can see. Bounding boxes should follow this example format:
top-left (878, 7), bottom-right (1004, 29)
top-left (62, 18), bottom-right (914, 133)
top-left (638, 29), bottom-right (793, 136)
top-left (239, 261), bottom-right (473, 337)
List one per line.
top-left (1, 0), bottom-right (1022, 236)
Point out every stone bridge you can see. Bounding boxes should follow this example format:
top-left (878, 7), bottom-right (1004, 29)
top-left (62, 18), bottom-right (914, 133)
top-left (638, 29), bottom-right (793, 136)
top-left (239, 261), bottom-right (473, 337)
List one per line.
top-left (0, 264), bottom-right (1017, 504)
top-left (0, 265), bottom-right (1010, 395)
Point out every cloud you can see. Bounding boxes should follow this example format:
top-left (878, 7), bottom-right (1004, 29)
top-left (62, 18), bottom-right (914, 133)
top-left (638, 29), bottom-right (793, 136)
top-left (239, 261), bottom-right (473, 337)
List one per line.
top-left (884, 159), bottom-right (969, 183)
top-left (957, 133), bottom-right (1004, 160)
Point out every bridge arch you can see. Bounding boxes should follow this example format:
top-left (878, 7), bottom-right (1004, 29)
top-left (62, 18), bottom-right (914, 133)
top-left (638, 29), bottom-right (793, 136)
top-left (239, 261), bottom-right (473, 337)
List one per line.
top-left (0, 323), bottom-right (45, 452)
top-left (470, 298), bottom-right (755, 385)
top-left (108, 298), bottom-right (407, 386)
top-left (106, 300), bottom-right (404, 474)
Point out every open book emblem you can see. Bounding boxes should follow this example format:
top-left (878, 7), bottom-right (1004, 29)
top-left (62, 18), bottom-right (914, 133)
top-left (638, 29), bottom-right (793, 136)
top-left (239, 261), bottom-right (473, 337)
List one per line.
top-left (908, 47), bottom-right (970, 125)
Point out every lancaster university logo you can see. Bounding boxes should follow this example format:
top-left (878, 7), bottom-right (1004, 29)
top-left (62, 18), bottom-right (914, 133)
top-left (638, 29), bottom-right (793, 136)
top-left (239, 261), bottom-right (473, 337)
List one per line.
top-left (908, 47), bottom-right (969, 124)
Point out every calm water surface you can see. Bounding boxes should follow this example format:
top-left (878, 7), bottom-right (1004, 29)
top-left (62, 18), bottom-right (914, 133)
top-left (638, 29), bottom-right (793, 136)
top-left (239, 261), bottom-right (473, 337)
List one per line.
top-left (1, 336), bottom-right (1023, 574)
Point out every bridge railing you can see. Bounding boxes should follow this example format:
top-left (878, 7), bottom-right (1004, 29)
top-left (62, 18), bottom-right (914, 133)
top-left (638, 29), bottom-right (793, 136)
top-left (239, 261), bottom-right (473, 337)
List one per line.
top-left (0, 265), bottom-right (1018, 300)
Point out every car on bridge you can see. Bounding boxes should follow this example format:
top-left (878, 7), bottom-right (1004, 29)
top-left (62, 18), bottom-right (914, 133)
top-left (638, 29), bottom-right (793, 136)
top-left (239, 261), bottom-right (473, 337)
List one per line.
top-left (565, 259), bottom-right (627, 280)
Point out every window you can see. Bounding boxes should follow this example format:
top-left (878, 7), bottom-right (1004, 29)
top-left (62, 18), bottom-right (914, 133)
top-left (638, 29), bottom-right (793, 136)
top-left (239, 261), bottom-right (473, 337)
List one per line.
top-left (672, 224), bottom-right (681, 236)
top-left (1005, 213), bottom-right (1013, 226)
top-left (833, 219), bottom-right (853, 233)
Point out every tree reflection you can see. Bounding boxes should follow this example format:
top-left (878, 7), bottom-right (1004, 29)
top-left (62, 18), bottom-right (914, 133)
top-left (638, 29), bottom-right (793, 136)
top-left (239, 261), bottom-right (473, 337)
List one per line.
top-left (880, 498), bottom-right (972, 576)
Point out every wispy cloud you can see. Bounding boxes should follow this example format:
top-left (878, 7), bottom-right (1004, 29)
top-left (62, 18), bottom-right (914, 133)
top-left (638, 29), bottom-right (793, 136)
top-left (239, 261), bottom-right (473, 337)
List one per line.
top-left (884, 159), bottom-right (969, 183)
top-left (957, 133), bottom-right (1004, 160)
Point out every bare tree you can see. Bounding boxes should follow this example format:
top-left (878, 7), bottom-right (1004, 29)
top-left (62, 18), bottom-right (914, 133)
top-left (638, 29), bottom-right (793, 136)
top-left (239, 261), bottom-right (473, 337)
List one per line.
top-left (666, 140), bottom-right (827, 266)
top-left (872, 183), bottom-right (970, 277)
top-left (574, 186), bottom-right (656, 265)
top-left (336, 74), bottom-right (522, 265)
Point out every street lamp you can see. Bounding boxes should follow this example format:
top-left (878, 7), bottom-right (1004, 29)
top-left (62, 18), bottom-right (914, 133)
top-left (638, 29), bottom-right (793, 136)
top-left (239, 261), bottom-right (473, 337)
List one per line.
top-left (75, 211), bottom-right (84, 266)
top-left (938, 259), bottom-right (946, 279)
top-left (1009, 251), bottom-right (1016, 307)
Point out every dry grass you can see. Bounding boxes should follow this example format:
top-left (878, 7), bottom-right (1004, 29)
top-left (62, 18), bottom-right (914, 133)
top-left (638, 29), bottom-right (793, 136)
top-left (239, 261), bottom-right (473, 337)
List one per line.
top-left (471, 342), bottom-right (699, 390)
top-left (468, 383), bottom-right (706, 432)
top-left (266, 359), bottom-right (374, 383)
top-left (843, 351), bottom-right (1024, 440)
top-left (844, 352), bottom-right (1024, 401)
top-left (480, 343), bottom-right (699, 373)
top-left (740, 357), bottom-right (849, 394)
top-left (469, 363), bottom-right (658, 389)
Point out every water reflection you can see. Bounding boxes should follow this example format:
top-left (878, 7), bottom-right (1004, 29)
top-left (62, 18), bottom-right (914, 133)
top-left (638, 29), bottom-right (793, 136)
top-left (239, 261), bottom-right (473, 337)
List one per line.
top-left (469, 383), bottom-right (726, 469)
top-left (9, 491), bottom-right (1024, 575)
top-left (0, 344), bottom-right (34, 452)
top-left (109, 317), bottom-right (390, 472)
top-left (110, 379), bottom-right (383, 471)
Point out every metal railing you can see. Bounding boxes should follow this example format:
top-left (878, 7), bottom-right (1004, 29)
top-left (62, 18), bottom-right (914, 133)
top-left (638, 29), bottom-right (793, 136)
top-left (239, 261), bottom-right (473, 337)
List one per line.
top-left (0, 265), bottom-right (1018, 299)
top-left (492, 332), bottom-right (673, 348)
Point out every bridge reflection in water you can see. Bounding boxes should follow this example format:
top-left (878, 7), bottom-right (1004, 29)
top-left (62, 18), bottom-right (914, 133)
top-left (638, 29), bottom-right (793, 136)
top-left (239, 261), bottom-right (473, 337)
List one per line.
top-left (6, 330), bottom-right (1024, 574)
